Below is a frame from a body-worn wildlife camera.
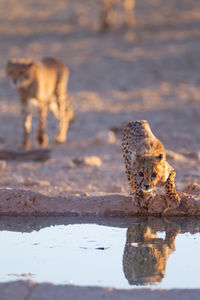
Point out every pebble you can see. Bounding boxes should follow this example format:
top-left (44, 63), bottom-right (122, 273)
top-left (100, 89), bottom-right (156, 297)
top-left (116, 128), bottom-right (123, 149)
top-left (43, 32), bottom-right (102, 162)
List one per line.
top-left (73, 156), bottom-right (102, 167)
top-left (93, 130), bottom-right (116, 144)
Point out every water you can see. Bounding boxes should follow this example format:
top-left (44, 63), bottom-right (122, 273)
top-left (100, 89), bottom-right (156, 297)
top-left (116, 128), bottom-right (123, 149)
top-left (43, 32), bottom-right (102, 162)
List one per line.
top-left (0, 216), bottom-right (200, 289)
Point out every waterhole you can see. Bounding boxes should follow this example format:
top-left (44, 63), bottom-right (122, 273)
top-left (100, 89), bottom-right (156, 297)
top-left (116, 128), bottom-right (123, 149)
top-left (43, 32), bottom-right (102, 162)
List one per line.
top-left (0, 216), bottom-right (200, 289)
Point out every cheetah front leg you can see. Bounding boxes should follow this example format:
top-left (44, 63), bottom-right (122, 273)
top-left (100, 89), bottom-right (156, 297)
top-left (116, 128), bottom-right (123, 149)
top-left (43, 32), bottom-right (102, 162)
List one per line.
top-left (125, 168), bottom-right (135, 194)
top-left (164, 169), bottom-right (180, 211)
top-left (37, 103), bottom-right (48, 147)
top-left (21, 103), bottom-right (32, 150)
top-left (133, 185), bottom-right (145, 209)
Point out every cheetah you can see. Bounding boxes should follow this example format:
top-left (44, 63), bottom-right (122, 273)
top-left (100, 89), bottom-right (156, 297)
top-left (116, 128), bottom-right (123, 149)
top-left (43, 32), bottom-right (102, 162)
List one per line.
top-left (6, 57), bottom-right (75, 149)
top-left (101, 0), bottom-right (135, 31)
top-left (122, 120), bottom-right (180, 211)
top-left (123, 221), bottom-right (178, 285)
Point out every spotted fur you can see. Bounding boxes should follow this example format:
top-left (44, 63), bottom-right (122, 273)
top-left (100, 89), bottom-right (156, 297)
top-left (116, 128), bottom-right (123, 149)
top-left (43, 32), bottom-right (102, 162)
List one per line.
top-left (122, 120), bottom-right (180, 210)
top-left (6, 57), bottom-right (75, 149)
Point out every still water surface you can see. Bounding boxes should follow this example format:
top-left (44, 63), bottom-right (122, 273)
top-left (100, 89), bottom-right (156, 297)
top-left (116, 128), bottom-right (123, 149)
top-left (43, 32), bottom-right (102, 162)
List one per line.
top-left (0, 216), bottom-right (199, 289)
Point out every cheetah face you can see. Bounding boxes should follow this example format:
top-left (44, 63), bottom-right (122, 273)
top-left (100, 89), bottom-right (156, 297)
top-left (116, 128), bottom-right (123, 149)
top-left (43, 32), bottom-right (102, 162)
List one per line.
top-left (6, 60), bottom-right (34, 89)
top-left (133, 154), bottom-right (164, 193)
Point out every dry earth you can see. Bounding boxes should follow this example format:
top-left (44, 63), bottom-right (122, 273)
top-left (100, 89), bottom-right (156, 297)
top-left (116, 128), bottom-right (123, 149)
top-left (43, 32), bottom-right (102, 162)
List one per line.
top-left (0, 0), bottom-right (200, 198)
top-left (0, 0), bottom-right (200, 298)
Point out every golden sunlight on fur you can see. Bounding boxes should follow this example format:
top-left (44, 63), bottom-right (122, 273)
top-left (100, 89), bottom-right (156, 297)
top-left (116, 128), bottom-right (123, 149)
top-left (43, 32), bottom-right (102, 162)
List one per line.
top-left (122, 120), bottom-right (180, 211)
top-left (6, 57), bottom-right (75, 149)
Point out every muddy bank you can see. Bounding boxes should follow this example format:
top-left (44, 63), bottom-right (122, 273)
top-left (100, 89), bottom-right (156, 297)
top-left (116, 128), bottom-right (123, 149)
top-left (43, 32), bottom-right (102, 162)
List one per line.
top-left (1, 280), bottom-right (200, 300)
top-left (0, 183), bottom-right (200, 216)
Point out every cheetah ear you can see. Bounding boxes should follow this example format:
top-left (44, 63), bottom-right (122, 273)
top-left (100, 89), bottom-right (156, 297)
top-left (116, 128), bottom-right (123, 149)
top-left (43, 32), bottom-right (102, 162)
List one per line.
top-left (156, 153), bottom-right (163, 161)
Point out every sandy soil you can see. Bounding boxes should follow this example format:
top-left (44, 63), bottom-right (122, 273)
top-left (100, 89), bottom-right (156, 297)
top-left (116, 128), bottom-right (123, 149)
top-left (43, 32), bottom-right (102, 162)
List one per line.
top-left (0, 0), bottom-right (200, 199)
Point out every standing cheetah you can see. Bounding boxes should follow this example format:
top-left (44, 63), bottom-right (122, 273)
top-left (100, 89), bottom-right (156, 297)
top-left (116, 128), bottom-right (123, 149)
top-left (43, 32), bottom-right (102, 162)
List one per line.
top-left (6, 57), bottom-right (75, 149)
top-left (122, 120), bottom-right (180, 210)
top-left (101, 0), bottom-right (135, 31)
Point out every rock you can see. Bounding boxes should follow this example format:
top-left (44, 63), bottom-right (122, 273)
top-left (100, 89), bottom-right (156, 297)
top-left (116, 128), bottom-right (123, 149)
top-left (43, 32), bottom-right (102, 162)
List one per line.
top-left (180, 150), bottom-right (200, 161)
top-left (0, 149), bottom-right (50, 161)
top-left (48, 158), bottom-right (75, 169)
top-left (166, 150), bottom-right (188, 162)
top-left (73, 156), bottom-right (102, 167)
top-left (93, 130), bottom-right (116, 144)
top-left (84, 156), bottom-right (102, 167)
top-left (73, 157), bottom-right (85, 165)
top-left (182, 183), bottom-right (200, 194)
top-left (148, 194), bottom-right (167, 215)
top-left (23, 180), bottom-right (50, 187)
top-left (0, 183), bottom-right (200, 216)
top-left (39, 180), bottom-right (50, 186)
top-left (63, 160), bottom-right (76, 169)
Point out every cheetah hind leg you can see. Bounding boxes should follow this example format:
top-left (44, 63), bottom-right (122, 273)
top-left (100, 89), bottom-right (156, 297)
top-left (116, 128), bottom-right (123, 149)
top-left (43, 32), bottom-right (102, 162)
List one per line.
top-left (49, 96), bottom-right (75, 123)
top-left (49, 96), bottom-right (60, 119)
top-left (66, 96), bottom-right (75, 123)
top-left (55, 97), bottom-right (69, 144)
top-left (55, 94), bottom-right (75, 143)
top-left (164, 169), bottom-right (180, 212)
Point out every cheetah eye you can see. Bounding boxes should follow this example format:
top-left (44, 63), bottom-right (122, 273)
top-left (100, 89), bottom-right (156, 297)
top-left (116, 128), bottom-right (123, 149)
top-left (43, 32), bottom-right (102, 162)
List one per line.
top-left (157, 154), bottom-right (163, 161)
top-left (138, 172), bottom-right (144, 177)
top-left (152, 172), bottom-right (157, 178)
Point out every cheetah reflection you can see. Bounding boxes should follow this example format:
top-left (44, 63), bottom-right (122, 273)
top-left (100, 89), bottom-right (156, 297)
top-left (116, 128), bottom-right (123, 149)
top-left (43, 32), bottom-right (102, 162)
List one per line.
top-left (123, 220), bottom-right (179, 285)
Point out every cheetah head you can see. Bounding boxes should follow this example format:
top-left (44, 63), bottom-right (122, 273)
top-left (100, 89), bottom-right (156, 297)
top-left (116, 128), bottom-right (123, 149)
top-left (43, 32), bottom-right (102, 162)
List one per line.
top-left (133, 153), bottom-right (165, 193)
top-left (6, 59), bottom-right (35, 89)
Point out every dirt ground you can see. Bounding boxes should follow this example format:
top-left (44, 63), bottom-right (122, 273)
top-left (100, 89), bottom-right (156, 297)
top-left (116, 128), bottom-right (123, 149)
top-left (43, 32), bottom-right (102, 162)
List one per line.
top-left (0, 0), bottom-right (200, 199)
